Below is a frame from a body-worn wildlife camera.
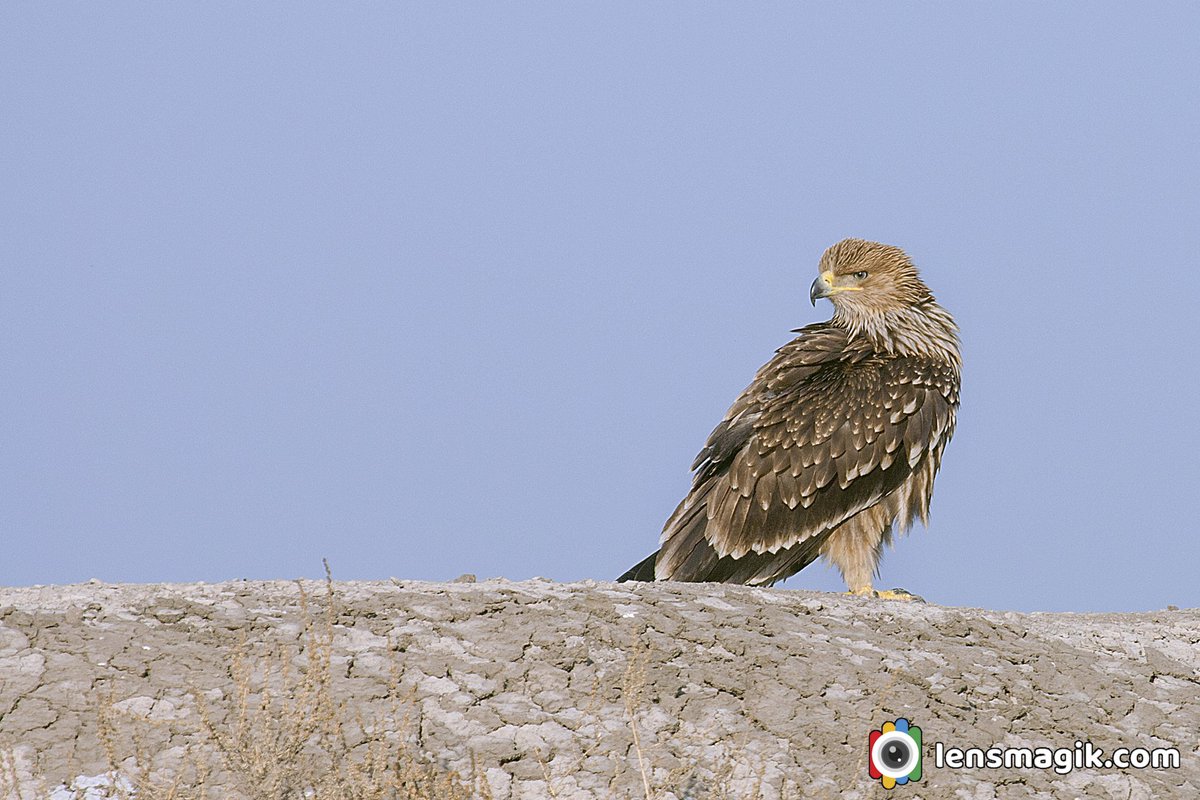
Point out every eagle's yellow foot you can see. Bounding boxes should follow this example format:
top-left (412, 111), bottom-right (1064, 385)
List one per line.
top-left (875, 588), bottom-right (926, 603)
top-left (845, 587), bottom-right (926, 603)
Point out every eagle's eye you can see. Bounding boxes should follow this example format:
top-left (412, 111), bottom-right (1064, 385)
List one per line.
top-left (853, 271), bottom-right (868, 279)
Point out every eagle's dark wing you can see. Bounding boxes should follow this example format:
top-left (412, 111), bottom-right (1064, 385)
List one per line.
top-left (652, 323), bottom-right (956, 583)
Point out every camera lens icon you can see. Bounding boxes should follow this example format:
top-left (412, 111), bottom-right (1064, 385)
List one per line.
top-left (868, 718), bottom-right (922, 788)
top-left (872, 731), bottom-right (918, 778)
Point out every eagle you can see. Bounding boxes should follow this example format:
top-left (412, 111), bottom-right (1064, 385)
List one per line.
top-left (618, 239), bottom-right (960, 598)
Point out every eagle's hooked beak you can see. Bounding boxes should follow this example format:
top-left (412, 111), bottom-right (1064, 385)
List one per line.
top-left (810, 272), bottom-right (834, 306)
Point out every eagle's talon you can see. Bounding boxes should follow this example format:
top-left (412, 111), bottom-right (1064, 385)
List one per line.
top-left (875, 588), bottom-right (926, 603)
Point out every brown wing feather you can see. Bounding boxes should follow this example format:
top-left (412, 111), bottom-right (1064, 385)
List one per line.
top-left (656, 324), bottom-right (957, 581)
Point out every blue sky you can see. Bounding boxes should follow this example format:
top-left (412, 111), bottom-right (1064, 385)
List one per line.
top-left (3, 4), bottom-right (1198, 612)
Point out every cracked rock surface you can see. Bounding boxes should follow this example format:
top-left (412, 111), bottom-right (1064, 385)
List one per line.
top-left (0, 579), bottom-right (1197, 799)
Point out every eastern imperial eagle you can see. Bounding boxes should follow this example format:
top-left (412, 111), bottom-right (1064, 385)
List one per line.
top-left (618, 239), bottom-right (960, 597)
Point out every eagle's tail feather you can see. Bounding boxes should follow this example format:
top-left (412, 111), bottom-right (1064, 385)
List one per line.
top-left (617, 552), bottom-right (658, 582)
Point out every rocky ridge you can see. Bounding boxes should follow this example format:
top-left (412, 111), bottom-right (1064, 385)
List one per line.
top-left (0, 579), bottom-right (1196, 799)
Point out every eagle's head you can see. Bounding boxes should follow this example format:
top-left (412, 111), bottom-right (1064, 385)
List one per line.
top-left (809, 238), bottom-right (933, 314)
top-left (810, 238), bottom-right (959, 362)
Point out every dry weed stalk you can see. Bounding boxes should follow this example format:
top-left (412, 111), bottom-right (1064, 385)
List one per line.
top-left (0, 748), bottom-right (45, 800)
top-left (77, 563), bottom-right (485, 800)
top-left (621, 633), bottom-right (657, 800)
top-left (4, 570), bottom-right (810, 800)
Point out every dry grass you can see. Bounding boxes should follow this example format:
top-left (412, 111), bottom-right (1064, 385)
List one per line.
top-left (616, 636), bottom-right (805, 800)
top-left (2, 564), bottom-right (489, 800)
top-left (118, 565), bottom-right (491, 800)
top-left (1, 568), bottom-right (804, 800)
